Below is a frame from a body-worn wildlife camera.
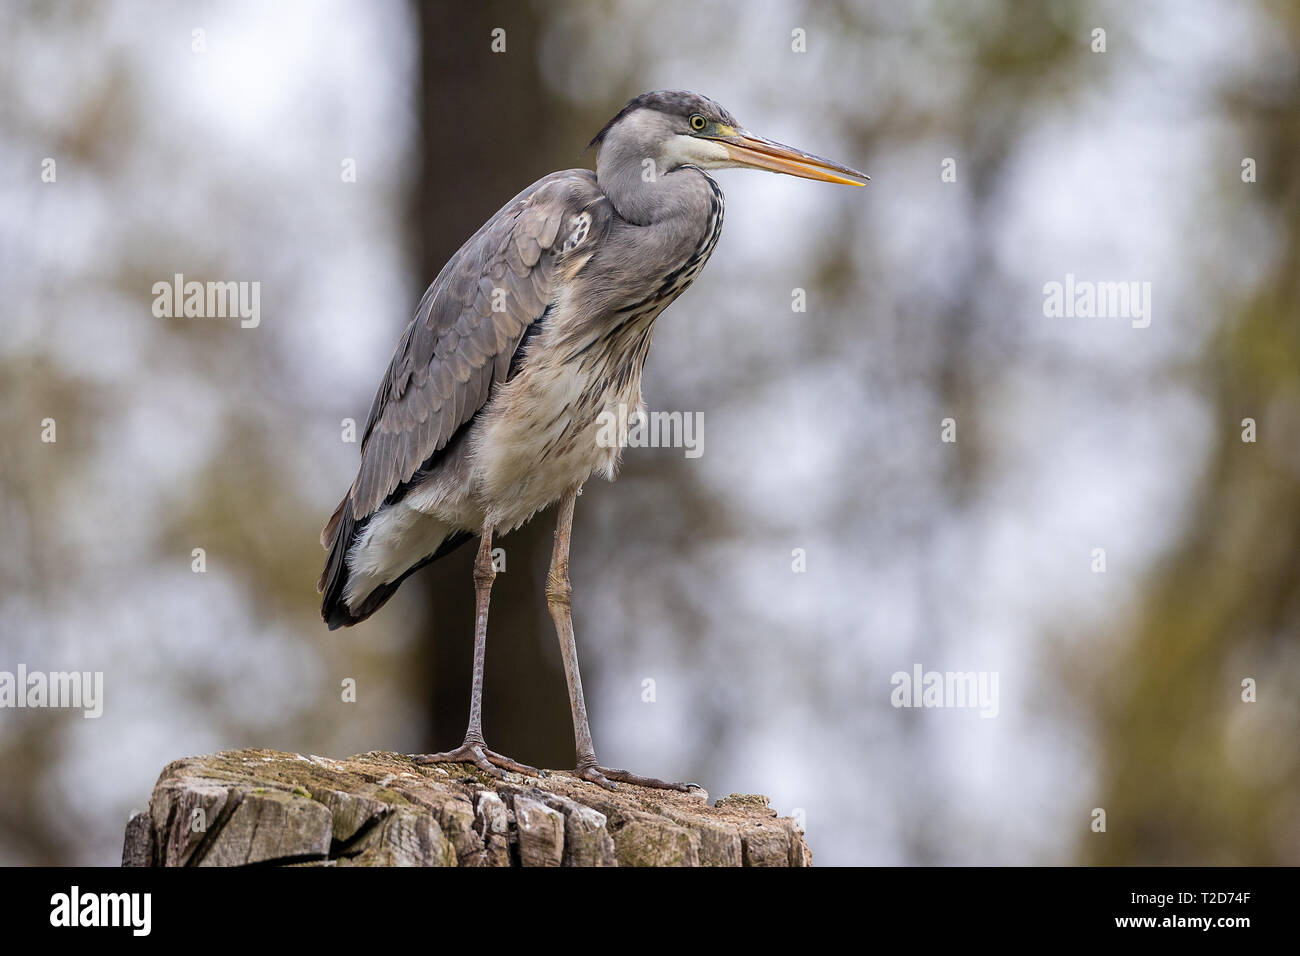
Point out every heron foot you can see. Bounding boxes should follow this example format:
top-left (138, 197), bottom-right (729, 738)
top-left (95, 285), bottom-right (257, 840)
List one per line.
top-left (412, 741), bottom-right (541, 779)
top-left (576, 765), bottom-right (700, 793)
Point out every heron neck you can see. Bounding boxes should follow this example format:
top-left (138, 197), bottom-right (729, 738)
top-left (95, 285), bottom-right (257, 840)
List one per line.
top-left (596, 154), bottom-right (711, 226)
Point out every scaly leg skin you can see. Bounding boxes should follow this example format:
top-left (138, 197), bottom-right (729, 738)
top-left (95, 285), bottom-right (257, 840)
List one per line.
top-left (547, 488), bottom-right (699, 794)
top-left (410, 522), bottom-right (541, 781)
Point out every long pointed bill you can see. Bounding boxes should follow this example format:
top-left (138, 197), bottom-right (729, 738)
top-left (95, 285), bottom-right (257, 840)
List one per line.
top-left (721, 130), bottom-right (869, 186)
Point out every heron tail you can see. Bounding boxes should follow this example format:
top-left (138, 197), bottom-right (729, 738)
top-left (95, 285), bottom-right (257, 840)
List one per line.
top-left (318, 497), bottom-right (474, 630)
top-left (318, 496), bottom-right (366, 629)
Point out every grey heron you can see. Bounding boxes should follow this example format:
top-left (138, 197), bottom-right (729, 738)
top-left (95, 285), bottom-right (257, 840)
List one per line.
top-left (319, 90), bottom-right (867, 790)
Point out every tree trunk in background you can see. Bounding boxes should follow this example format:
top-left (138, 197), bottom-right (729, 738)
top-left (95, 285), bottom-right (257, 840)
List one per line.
top-left (412, 2), bottom-right (602, 770)
top-left (1080, 6), bottom-right (1300, 864)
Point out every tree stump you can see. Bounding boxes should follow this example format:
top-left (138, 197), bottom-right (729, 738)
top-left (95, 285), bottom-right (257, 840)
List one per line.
top-left (122, 748), bottom-right (811, 867)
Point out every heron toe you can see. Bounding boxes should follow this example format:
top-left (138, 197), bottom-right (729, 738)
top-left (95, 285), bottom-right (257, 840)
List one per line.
top-left (412, 741), bottom-right (541, 779)
top-left (576, 765), bottom-right (700, 793)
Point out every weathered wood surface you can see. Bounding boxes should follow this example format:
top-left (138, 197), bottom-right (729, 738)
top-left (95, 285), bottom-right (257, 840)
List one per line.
top-left (123, 749), bottom-right (811, 867)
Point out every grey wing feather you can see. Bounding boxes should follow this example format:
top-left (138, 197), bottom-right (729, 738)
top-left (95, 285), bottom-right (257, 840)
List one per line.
top-left (338, 169), bottom-right (609, 528)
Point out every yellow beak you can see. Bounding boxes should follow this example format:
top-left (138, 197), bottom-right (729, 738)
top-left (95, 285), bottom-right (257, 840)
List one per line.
top-left (721, 130), bottom-right (869, 186)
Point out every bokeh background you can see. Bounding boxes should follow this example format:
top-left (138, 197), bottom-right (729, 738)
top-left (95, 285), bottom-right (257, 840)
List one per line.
top-left (2, 0), bottom-right (1297, 866)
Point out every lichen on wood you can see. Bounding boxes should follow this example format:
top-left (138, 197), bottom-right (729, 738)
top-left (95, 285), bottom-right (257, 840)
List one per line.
top-left (123, 748), bottom-right (811, 867)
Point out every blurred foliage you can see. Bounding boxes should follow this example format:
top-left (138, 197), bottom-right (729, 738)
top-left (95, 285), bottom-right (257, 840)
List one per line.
top-left (1080, 0), bottom-right (1300, 864)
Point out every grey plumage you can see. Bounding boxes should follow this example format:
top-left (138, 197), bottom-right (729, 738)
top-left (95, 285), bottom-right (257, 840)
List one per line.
top-left (318, 170), bottom-right (608, 625)
top-left (317, 89), bottom-right (865, 791)
top-left (321, 94), bottom-right (751, 628)
top-left (344, 172), bottom-right (598, 520)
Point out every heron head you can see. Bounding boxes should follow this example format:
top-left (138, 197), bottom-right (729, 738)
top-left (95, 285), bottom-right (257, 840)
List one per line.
top-left (590, 90), bottom-right (869, 187)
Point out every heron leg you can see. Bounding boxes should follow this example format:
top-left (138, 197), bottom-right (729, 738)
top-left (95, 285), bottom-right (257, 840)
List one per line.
top-left (412, 523), bottom-right (540, 779)
top-left (548, 488), bottom-right (698, 794)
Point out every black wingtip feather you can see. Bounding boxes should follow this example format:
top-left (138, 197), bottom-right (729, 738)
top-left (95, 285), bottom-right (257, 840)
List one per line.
top-left (318, 500), bottom-right (474, 629)
top-left (319, 497), bottom-right (363, 627)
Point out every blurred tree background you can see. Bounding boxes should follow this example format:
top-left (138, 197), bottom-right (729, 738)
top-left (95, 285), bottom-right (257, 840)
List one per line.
top-left (0, 0), bottom-right (1295, 865)
top-left (1078, 1), bottom-right (1300, 864)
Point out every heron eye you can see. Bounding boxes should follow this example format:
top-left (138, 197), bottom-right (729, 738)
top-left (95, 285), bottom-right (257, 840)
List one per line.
top-left (689, 114), bottom-right (707, 131)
